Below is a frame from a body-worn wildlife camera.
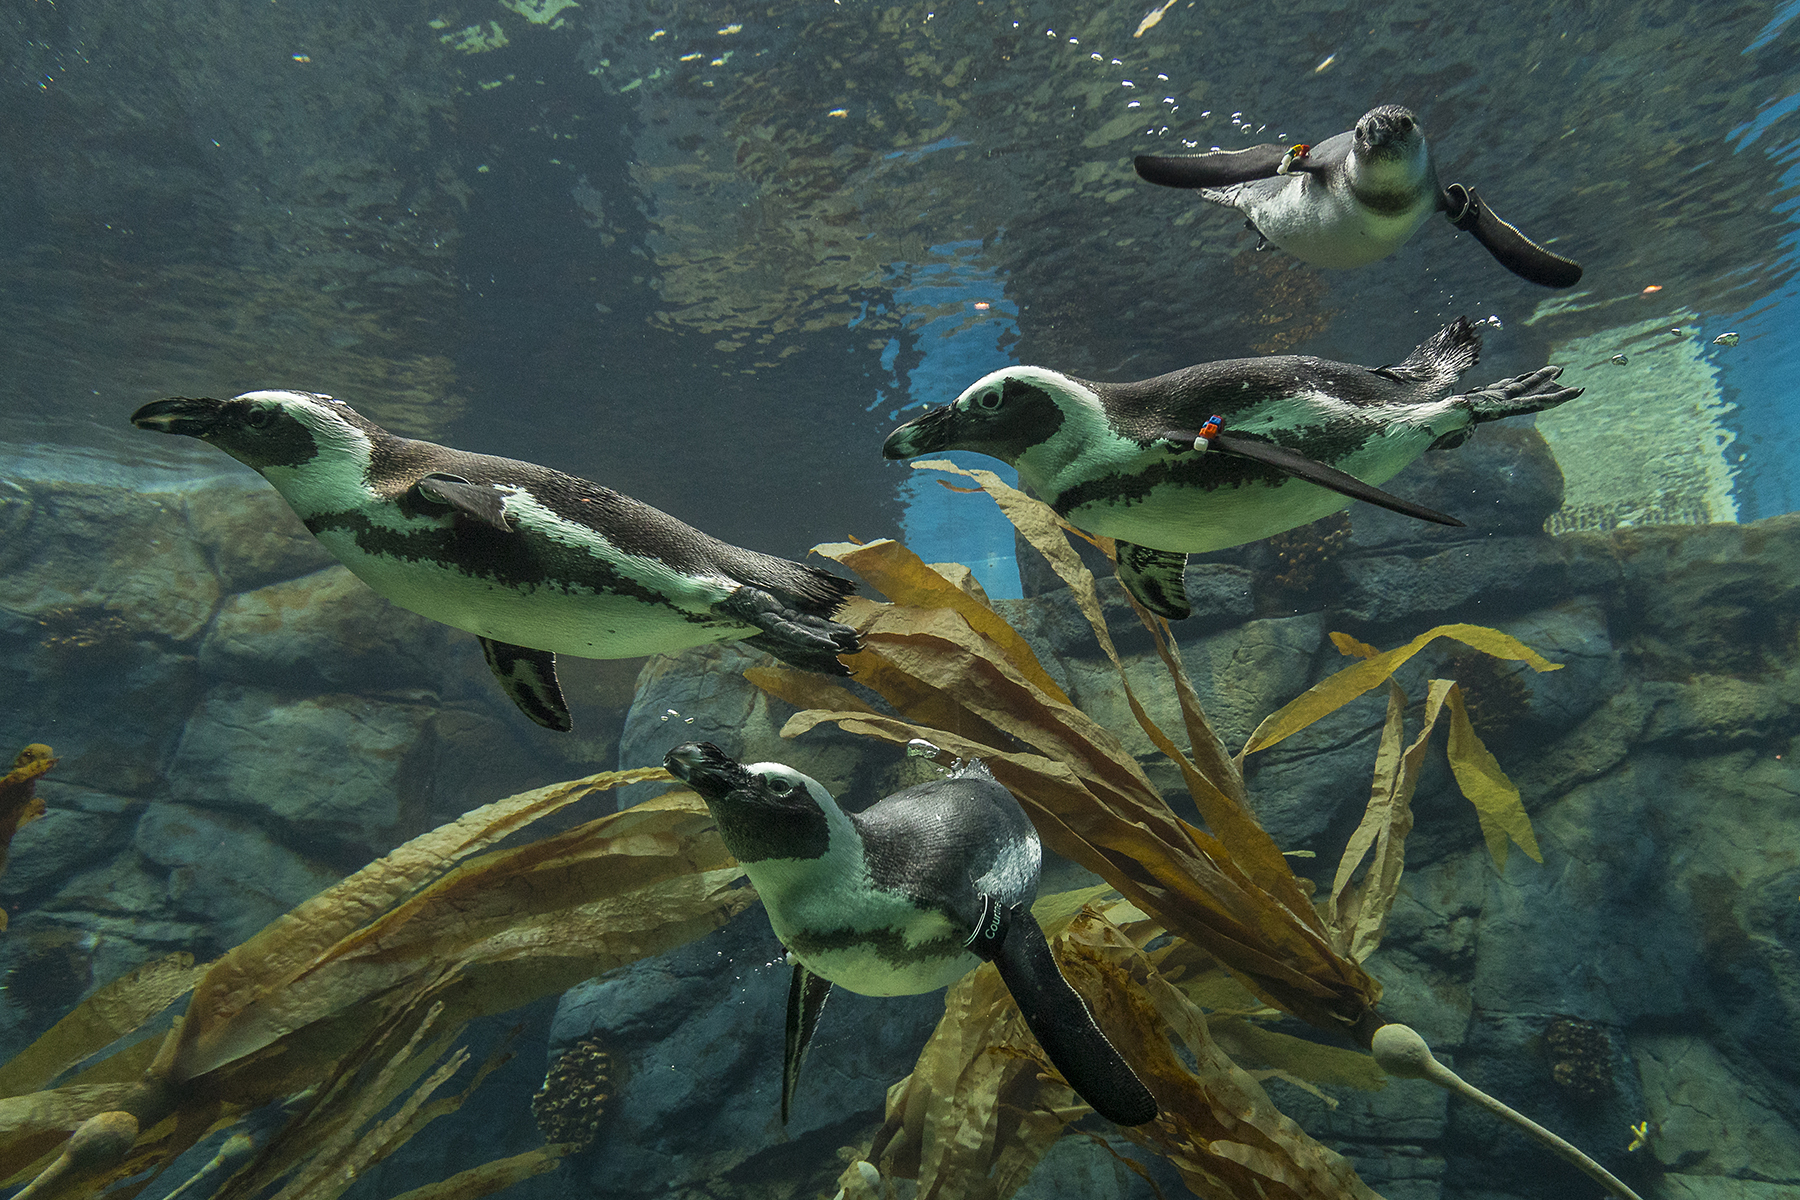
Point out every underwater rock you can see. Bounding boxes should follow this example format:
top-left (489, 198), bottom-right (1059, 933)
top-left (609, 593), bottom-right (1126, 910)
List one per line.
top-left (0, 782), bottom-right (137, 902)
top-left (1347, 426), bottom-right (1566, 550)
top-left (182, 477), bottom-right (335, 594)
top-left (200, 565), bottom-right (476, 694)
top-left (1336, 534), bottom-right (1620, 627)
top-left (1607, 514), bottom-right (1800, 677)
top-left (167, 685), bottom-right (430, 852)
top-left (0, 635), bottom-right (200, 797)
top-left (1631, 1034), bottom-right (1800, 1183)
top-left (0, 462), bottom-right (221, 643)
top-left (550, 914), bottom-right (943, 1198)
top-left (133, 802), bottom-right (342, 949)
top-left (616, 642), bottom-right (866, 808)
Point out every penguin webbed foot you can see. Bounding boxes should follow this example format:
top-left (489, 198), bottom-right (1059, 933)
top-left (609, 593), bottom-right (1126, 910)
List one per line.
top-left (1440, 183), bottom-right (1583, 289)
top-left (1115, 543), bottom-right (1193, 621)
top-left (990, 908), bottom-right (1159, 1126)
top-left (723, 585), bottom-right (860, 676)
top-left (478, 637), bottom-right (571, 732)
top-left (1455, 364), bottom-right (1584, 423)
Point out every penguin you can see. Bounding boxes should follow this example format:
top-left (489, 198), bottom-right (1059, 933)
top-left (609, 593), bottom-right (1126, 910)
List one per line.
top-left (882, 318), bottom-right (1583, 620)
top-left (1134, 105), bottom-right (1583, 288)
top-left (663, 741), bottom-right (1158, 1127)
top-left (131, 391), bottom-right (860, 732)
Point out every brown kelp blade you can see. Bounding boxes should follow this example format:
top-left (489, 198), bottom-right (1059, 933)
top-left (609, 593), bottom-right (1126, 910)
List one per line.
top-left (862, 898), bottom-right (1381, 1200)
top-left (0, 770), bottom-right (753, 1200)
top-left (1240, 623), bottom-right (1560, 760)
top-left (759, 527), bottom-right (1384, 1041)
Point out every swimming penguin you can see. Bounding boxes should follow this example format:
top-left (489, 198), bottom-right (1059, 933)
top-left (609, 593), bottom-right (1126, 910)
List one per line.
top-left (663, 741), bottom-right (1158, 1127)
top-left (131, 392), bottom-right (860, 731)
top-left (1134, 105), bottom-right (1583, 288)
top-left (882, 318), bottom-right (1583, 619)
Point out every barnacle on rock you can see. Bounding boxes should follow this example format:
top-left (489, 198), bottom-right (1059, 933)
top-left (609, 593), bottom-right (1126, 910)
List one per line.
top-left (35, 606), bottom-right (135, 655)
top-left (1267, 512), bottom-right (1351, 592)
top-left (1444, 646), bottom-right (1533, 740)
top-left (1544, 1017), bottom-right (1613, 1100)
top-left (532, 1034), bottom-right (610, 1149)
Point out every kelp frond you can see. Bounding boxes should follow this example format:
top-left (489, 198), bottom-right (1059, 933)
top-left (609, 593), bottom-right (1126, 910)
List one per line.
top-left (761, 463), bottom-right (1562, 1200)
top-left (0, 769), bottom-right (751, 1200)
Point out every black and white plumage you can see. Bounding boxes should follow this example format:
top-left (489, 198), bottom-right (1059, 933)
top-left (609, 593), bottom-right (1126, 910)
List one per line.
top-left (130, 391), bottom-right (860, 731)
top-left (882, 319), bottom-right (1583, 619)
top-left (663, 741), bottom-right (1157, 1127)
top-left (1134, 105), bottom-right (1583, 288)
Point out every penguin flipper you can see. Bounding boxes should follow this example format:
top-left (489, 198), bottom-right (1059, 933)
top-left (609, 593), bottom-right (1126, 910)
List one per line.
top-left (782, 963), bottom-right (833, 1125)
top-left (1440, 184), bottom-right (1583, 289)
top-left (478, 637), bottom-right (571, 732)
top-left (987, 907), bottom-right (1157, 1127)
top-left (1135, 144), bottom-right (1288, 188)
top-left (1114, 543), bottom-right (1192, 621)
top-left (414, 473), bottom-right (513, 531)
top-left (1211, 433), bottom-right (1466, 528)
top-left (720, 585), bottom-right (860, 676)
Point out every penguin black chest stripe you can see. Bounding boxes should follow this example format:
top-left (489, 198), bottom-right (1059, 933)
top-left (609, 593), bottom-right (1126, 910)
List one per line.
top-left (365, 440), bottom-right (828, 598)
top-left (299, 509), bottom-right (724, 620)
top-left (1094, 357), bottom-right (1408, 443)
top-left (784, 924), bottom-right (967, 969)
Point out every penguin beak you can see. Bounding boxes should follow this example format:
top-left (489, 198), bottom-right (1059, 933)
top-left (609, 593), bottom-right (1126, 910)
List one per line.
top-left (882, 406), bottom-right (958, 459)
top-left (664, 741), bottom-right (751, 799)
top-left (131, 397), bottom-right (228, 438)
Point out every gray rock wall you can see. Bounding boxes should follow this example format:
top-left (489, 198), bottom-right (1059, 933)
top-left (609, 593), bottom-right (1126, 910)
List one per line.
top-left (0, 442), bottom-right (627, 1056)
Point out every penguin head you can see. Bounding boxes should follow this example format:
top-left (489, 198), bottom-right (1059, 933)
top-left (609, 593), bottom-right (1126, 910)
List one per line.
top-left (1353, 105), bottom-right (1423, 161)
top-left (881, 367), bottom-right (1098, 467)
top-left (1347, 106), bottom-right (1432, 206)
top-left (131, 390), bottom-right (380, 474)
top-left (665, 742), bottom-right (843, 864)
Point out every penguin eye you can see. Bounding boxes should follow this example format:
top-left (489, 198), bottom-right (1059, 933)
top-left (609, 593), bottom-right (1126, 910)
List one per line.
top-left (243, 406), bottom-right (275, 430)
top-left (974, 389), bottom-right (1003, 412)
top-left (764, 776), bottom-right (795, 797)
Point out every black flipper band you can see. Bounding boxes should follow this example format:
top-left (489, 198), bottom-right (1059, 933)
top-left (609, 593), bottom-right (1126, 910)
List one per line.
top-left (478, 637), bottom-right (570, 732)
top-left (962, 892), bottom-right (1013, 961)
top-left (1211, 432), bottom-right (1466, 528)
top-left (1134, 143), bottom-right (1289, 189)
top-left (782, 962), bottom-right (833, 1125)
top-left (990, 907), bottom-right (1158, 1126)
top-left (414, 473), bottom-right (513, 531)
top-left (1440, 184), bottom-right (1583, 289)
top-left (1114, 542), bottom-right (1192, 621)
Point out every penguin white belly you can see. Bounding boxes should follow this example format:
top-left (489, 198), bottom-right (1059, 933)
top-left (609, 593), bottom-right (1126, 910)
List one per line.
top-left (314, 526), bottom-right (752, 660)
top-left (755, 870), bottom-right (977, 997)
top-left (1061, 422), bottom-right (1443, 554)
top-left (1242, 180), bottom-right (1436, 269)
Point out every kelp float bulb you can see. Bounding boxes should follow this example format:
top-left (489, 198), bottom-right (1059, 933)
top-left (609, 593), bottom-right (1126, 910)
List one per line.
top-left (832, 1160), bottom-right (883, 1200)
top-left (11, 1110), bottom-right (139, 1200)
top-left (1372, 1023), bottom-right (1644, 1200)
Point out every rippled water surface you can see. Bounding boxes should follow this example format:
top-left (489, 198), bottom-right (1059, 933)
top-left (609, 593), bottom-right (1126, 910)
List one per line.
top-left (5, 0), bottom-right (1796, 580)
